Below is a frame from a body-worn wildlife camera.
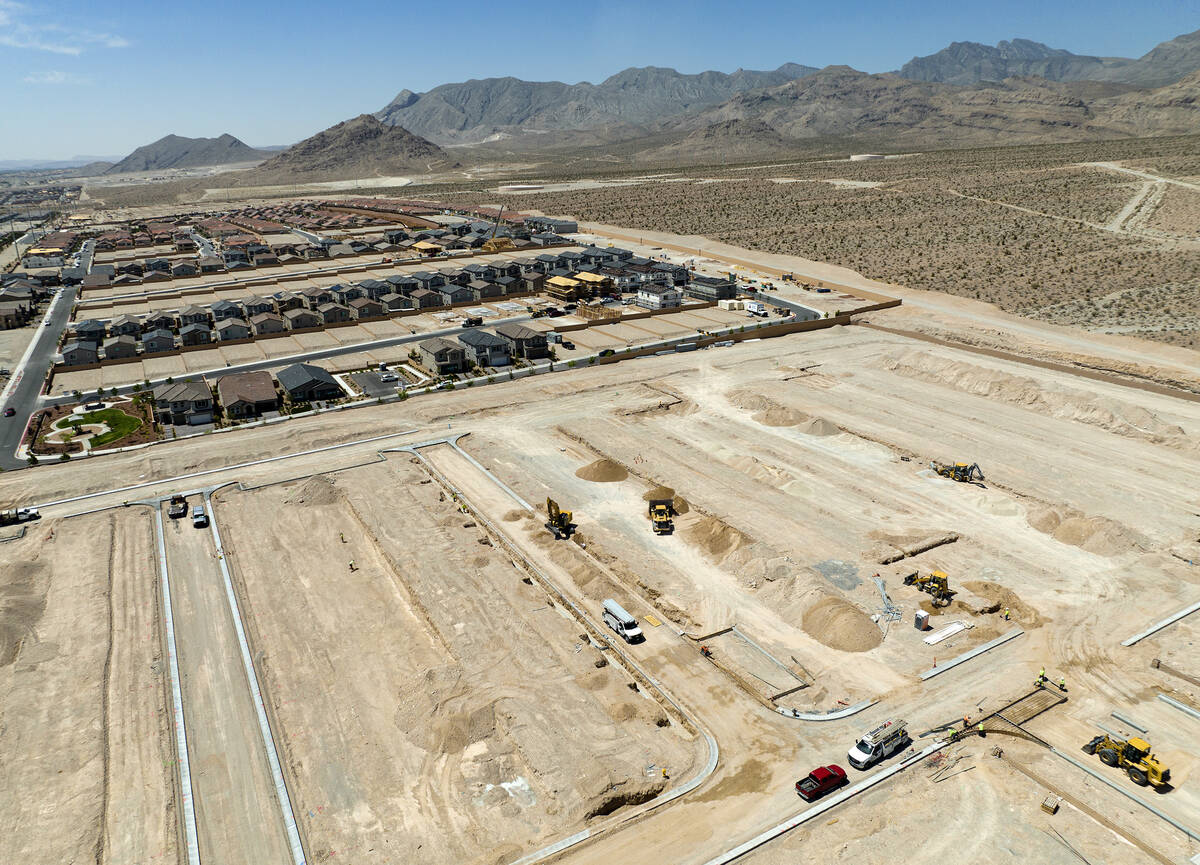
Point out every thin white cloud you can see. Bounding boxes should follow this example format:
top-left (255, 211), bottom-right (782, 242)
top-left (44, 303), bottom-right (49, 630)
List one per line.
top-left (0, 2), bottom-right (128, 55)
top-left (23, 69), bottom-right (91, 85)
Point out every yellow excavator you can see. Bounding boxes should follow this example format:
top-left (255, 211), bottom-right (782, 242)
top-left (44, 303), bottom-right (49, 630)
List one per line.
top-left (1082, 734), bottom-right (1171, 788)
top-left (903, 570), bottom-right (955, 607)
top-left (545, 497), bottom-right (574, 540)
top-left (648, 499), bottom-right (675, 535)
top-left (930, 461), bottom-right (985, 483)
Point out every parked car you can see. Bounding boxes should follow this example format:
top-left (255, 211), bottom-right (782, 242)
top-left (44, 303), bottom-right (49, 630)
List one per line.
top-left (795, 765), bottom-right (848, 801)
top-left (379, 372), bottom-right (398, 383)
top-left (191, 505), bottom-right (208, 528)
top-left (462, 316), bottom-right (483, 328)
top-left (3, 408), bottom-right (14, 417)
top-left (847, 719), bottom-right (909, 770)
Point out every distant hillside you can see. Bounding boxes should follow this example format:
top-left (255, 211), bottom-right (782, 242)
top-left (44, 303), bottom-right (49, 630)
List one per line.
top-left (105, 134), bottom-right (269, 174)
top-left (236, 114), bottom-right (454, 184)
top-left (639, 119), bottom-right (792, 163)
top-left (898, 29), bottom-right (1200, 88)
top-left (672, 66), bottom-right (1199, 148)
top-left (375, 63), bottom-right (819, 144)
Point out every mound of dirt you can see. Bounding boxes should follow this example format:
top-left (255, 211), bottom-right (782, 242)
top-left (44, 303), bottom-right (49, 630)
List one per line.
top-left (683, 515), bottom-right (749, 560)
top-left (1027, 506), bottom-right (1144, 557)
top-left (802, 596), bottom-right (882, 652)
top-left (503, 509), bottom-right (525, 522)
top-left (642, 485), bottom-right (690, 515)
top-left (963, 580), bottom-right (1045, 628)
top-left (283, 474), bottom-right (343, 506)
top-left (575, 458), bottom-right (629, 483)
top-left (728, 390), bottom-right (809, 427)
top-left (796, 417), bottom-right (841, 436)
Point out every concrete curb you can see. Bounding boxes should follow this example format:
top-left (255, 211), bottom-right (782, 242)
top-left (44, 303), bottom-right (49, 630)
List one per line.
top-left (1122, 600), bottom-right (1200, 646)
top-left (918, 628), bottom-right (1024, 680)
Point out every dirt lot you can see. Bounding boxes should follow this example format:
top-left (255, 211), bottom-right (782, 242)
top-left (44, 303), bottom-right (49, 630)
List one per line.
top-left (0, 509), bottom-right (177, 865)
top-left (216, 459), bottom-right (700, 864)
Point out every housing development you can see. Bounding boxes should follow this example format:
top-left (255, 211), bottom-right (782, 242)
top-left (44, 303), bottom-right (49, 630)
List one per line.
top-left (1, 10), bottom-right (1199, 865)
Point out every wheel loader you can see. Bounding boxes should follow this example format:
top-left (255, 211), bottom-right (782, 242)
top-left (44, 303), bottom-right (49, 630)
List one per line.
top-left (648, 499), bottom-right (675, 535)
top-left (930, 461), bottom-right (985, 483)
top-left (903, 570), bottom-right (955, 607)
top-left (1082, 734), bottom-right (1171, 788)
top-left (545, 498), bottom-right (574, 540)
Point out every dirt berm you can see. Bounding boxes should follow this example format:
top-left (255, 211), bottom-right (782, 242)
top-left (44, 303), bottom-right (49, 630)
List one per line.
top-left (576, 458), bottom-right (629, 482)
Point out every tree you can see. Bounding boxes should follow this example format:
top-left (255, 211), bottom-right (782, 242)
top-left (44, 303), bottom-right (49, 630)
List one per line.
top-left (26, 454), bottom-right (38, 466)
top-left (59, 452), bottom-right (70, 462)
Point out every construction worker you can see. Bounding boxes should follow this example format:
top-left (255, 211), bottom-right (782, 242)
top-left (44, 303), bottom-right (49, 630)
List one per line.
top-left (1058, 676), bottom-right (1067, 692)
top-left (947, 726), bottom-right (957, 741)
top-left (348, 559), bottom-right (356, 572)
top-left (1038, 666), bottom-right (1047, 686)
top-left (339, 531), bottom-right (346, 543)
top-left (1003, 608), bottom-right (1011, 621)
top-left (700, 645), bottom-right (712, 658)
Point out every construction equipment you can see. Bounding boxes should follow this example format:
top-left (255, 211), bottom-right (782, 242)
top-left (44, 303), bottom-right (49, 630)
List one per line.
top-left (903, 569), bottom-right (955, 607)
top-left (1082, 734), bottom-right (1171, 788)
top-left (167, 495), bottom-right (188, 519)
top-left (931, 461), bottom-right (985, 483)
top-left (0, 507), bottom-right (39, 526)
top-left (648, 499), bottom-right (675, 535)
top-left (545, 498), bottom-right (574, 540)
top-left (481, 206), bottom-right (516, 253)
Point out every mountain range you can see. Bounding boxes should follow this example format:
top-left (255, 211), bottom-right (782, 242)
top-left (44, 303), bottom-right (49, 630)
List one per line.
top-left (104, 134), bottom-right (269, 174)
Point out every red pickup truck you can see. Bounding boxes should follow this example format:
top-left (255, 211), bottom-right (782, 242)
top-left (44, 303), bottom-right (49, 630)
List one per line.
top-left (795, 765), bottom-right (848, 801)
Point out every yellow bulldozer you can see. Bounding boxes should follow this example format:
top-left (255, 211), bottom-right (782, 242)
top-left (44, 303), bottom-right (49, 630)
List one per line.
top-left (930, 461), bottom-right (985, 483)
top-left (545, 497), bottom-right (574, 540)
top-left (1082, 734), bottom-right (1171, 789)
top-left (903, 570), bottom-right (955, 607)
top-left (648, 499), bottom-right (675, 535)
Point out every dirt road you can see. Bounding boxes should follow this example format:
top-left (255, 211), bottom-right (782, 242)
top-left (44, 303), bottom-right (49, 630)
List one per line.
top-left (162, 505), bottom-right (293, 864)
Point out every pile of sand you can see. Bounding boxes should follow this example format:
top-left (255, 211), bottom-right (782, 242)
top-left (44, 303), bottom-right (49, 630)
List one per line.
top-left (797, 417), bottom-right (841, 436)
top-left (642, 486), bottom-right (690, 515)
top-left (883, 350), bottom-right (1196, 452)
top-left (575, 458), bottom-right (629, 483)
top-left (728, 389), bottom-right (841, 435)
top-left (802, 595), bottom-right (882, 652)
top-left (963, 580), bottom-right (1044, 628)
top-left (283, 474), bottom-right (344, 506)
top-left (683, 515), bottom-right (749, 560)
top-left (1027, 506), bottom-right (1144, 556)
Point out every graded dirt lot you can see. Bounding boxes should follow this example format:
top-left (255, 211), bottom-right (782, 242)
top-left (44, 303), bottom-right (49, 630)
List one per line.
top-left (5, 224), bottom-right (1200, 863)
top-left (0, 509), bottom-right (177, 865)
top-left (216, 460), bottom-right (700, 864)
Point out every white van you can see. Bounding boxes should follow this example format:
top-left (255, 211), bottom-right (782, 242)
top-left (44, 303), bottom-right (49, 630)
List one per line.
top-left (602, 599), bottom-right (644, 644)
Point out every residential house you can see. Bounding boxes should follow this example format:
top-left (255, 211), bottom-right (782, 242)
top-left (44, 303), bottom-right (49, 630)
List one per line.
top-left (250, 312), bottom-right (286, 335)
top-left (386, 275), bottom-right (419, 296)
top-left (684, 275), bottom-right (736, 302)
top-left (411, 271), bottom-right (446, 290)
top-left (178, 323), bottom-right (212, 346)
top-left (494, 275), bottom-right (520, 296)
top-left (330, 283), bottom-right (365, 304)
top-left (318, 302), bottom-right (351, 325)
top-left (198, 255), bottom-right (225, 274)
top-left (173, 233), bottom-right (197, 253)
top-left (153, 380), bottom-right (213, 425)
top-left (118, 261), bottom-right (144, 277)
top-left (142, 270), bottom-right (172, 284)
top-left (283, 308), bottom-right (321, 330)
top-left (81, 273), bottom-right (111, 289)
top-left (242, 295), bottom-right (275, 317)
top-left (276, 363), bottom-right (342, 402)
top-left (178, 304), bottom-right (210, 326)
top-left (458, 329), bottom-right (510, 367)
top-left (140, 328), bottom-right (176, 354)
top-left (522, 272), bottom-right (546, 294)
top-left (216, 370), bottom-right (278, 419)
top-left (437, 285), bottom-right (473, 306)
top-left (73, 319), bottom-right (107, 342)
top-left (409, 288), bottom-right (443, 309)
top-left (252, 251), bottom-right (279, 267)
top-left (494, 322), bottom-right (549, 359)
top-left (300, 286), bottom-right (332, 309)
top-left (143, 312), bottom-right (176, 331)
top-left (418, 337), bottom-right (467, 375)
top-left (171, 261), bottom-right (198, 278)
top-left (103, 335), bottom-right (137, 360)
top-left (358, 279), bottom-right (390, 300)
top-left (468, 280), bottom-right (502, 301)
top-left (210, 299), bottom-right (243, 321)
top-left (380, 292), bottom-right (412, 312)
top-left (274, 291), bottom-right (305, 312)
top-left (61, 340), bottom-right (99, 365)
top-left (636, 283), bottom-right (683, 310)
top-left (349, 297), bottom-right (384, 319)
top-left (144, 257), bottom-right (172, 273)
top-left (109, 314), bottom-right (142, 337)
top-left (215, 318), bottom-right (251, 341)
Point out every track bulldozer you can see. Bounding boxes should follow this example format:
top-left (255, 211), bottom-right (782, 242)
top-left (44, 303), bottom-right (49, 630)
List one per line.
top-left (648, 499), bottom-right (675, 535)
top-left (931, 461), bottom-right (984, 483)
top-left (903, 570), bottom-right (955, 607)
top-left (545, 498), bottom-right (574, 540)
top-left (1082, 734), bottom-right (1171, 789)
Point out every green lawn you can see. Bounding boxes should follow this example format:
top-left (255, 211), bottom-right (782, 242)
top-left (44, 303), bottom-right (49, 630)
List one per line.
top-left (59, 408), bottom-right (143, 447)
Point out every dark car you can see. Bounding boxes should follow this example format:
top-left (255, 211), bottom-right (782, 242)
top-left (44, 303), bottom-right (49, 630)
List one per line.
top-left (3, 408), bottom-right (15, 417)
top-left (795, 765), bottom-right (848, 801)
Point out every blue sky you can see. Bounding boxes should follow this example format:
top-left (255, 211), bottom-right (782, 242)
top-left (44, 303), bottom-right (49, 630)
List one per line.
top-left (1, 0), bottom-right (1196, 160)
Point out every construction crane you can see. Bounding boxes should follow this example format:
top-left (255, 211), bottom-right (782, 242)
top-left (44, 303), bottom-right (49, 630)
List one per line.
top-left (903, 570), bottom-right (955, 607)
top-left (545, 497), bottom-right (574, 540)
top-left (930, 461), bottom-right (985, 483)
top-left (648, 499), bottom-right (675, 535)
top-left (482, 205), bottom-right (516, 253)
top-left (1082, 734), bottom-right (1171, 788)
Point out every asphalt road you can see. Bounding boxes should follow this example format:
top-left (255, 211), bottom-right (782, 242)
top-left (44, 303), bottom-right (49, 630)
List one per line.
top-left (0, 283), bottom-right (78, 469)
